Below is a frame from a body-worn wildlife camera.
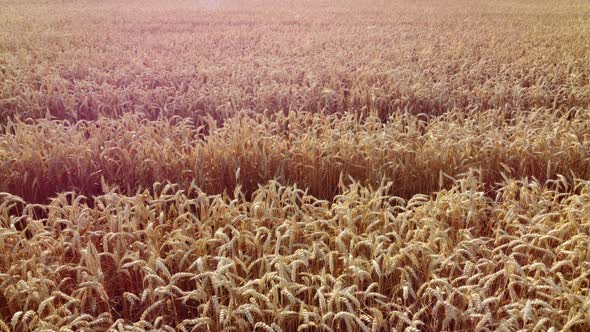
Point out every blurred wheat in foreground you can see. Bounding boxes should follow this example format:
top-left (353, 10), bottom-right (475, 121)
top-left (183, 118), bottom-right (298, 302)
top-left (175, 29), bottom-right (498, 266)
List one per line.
top-left (1, 173), bottom-right (589, 331)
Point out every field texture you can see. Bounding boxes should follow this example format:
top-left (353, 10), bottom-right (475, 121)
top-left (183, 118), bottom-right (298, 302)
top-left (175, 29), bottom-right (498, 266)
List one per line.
top-left (1, 0), bottom-right (590, 331)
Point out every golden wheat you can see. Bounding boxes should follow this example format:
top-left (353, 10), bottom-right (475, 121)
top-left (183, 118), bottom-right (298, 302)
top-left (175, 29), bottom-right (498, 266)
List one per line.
top-left (1, 0), bottom-right (589, 124)
top-left (0, 174), bottom-right (588, 331)
top-left (1, 0), bottom-right (590, 331)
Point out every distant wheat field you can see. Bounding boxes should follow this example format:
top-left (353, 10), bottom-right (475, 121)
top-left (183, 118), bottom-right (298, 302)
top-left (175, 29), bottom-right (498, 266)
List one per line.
top-left (1, 0), bottom-right (589, 331)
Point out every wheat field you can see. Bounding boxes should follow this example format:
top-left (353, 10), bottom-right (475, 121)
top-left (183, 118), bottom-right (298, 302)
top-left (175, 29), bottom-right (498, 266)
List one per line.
top-left (1, 0), bottom-right (590, 331)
